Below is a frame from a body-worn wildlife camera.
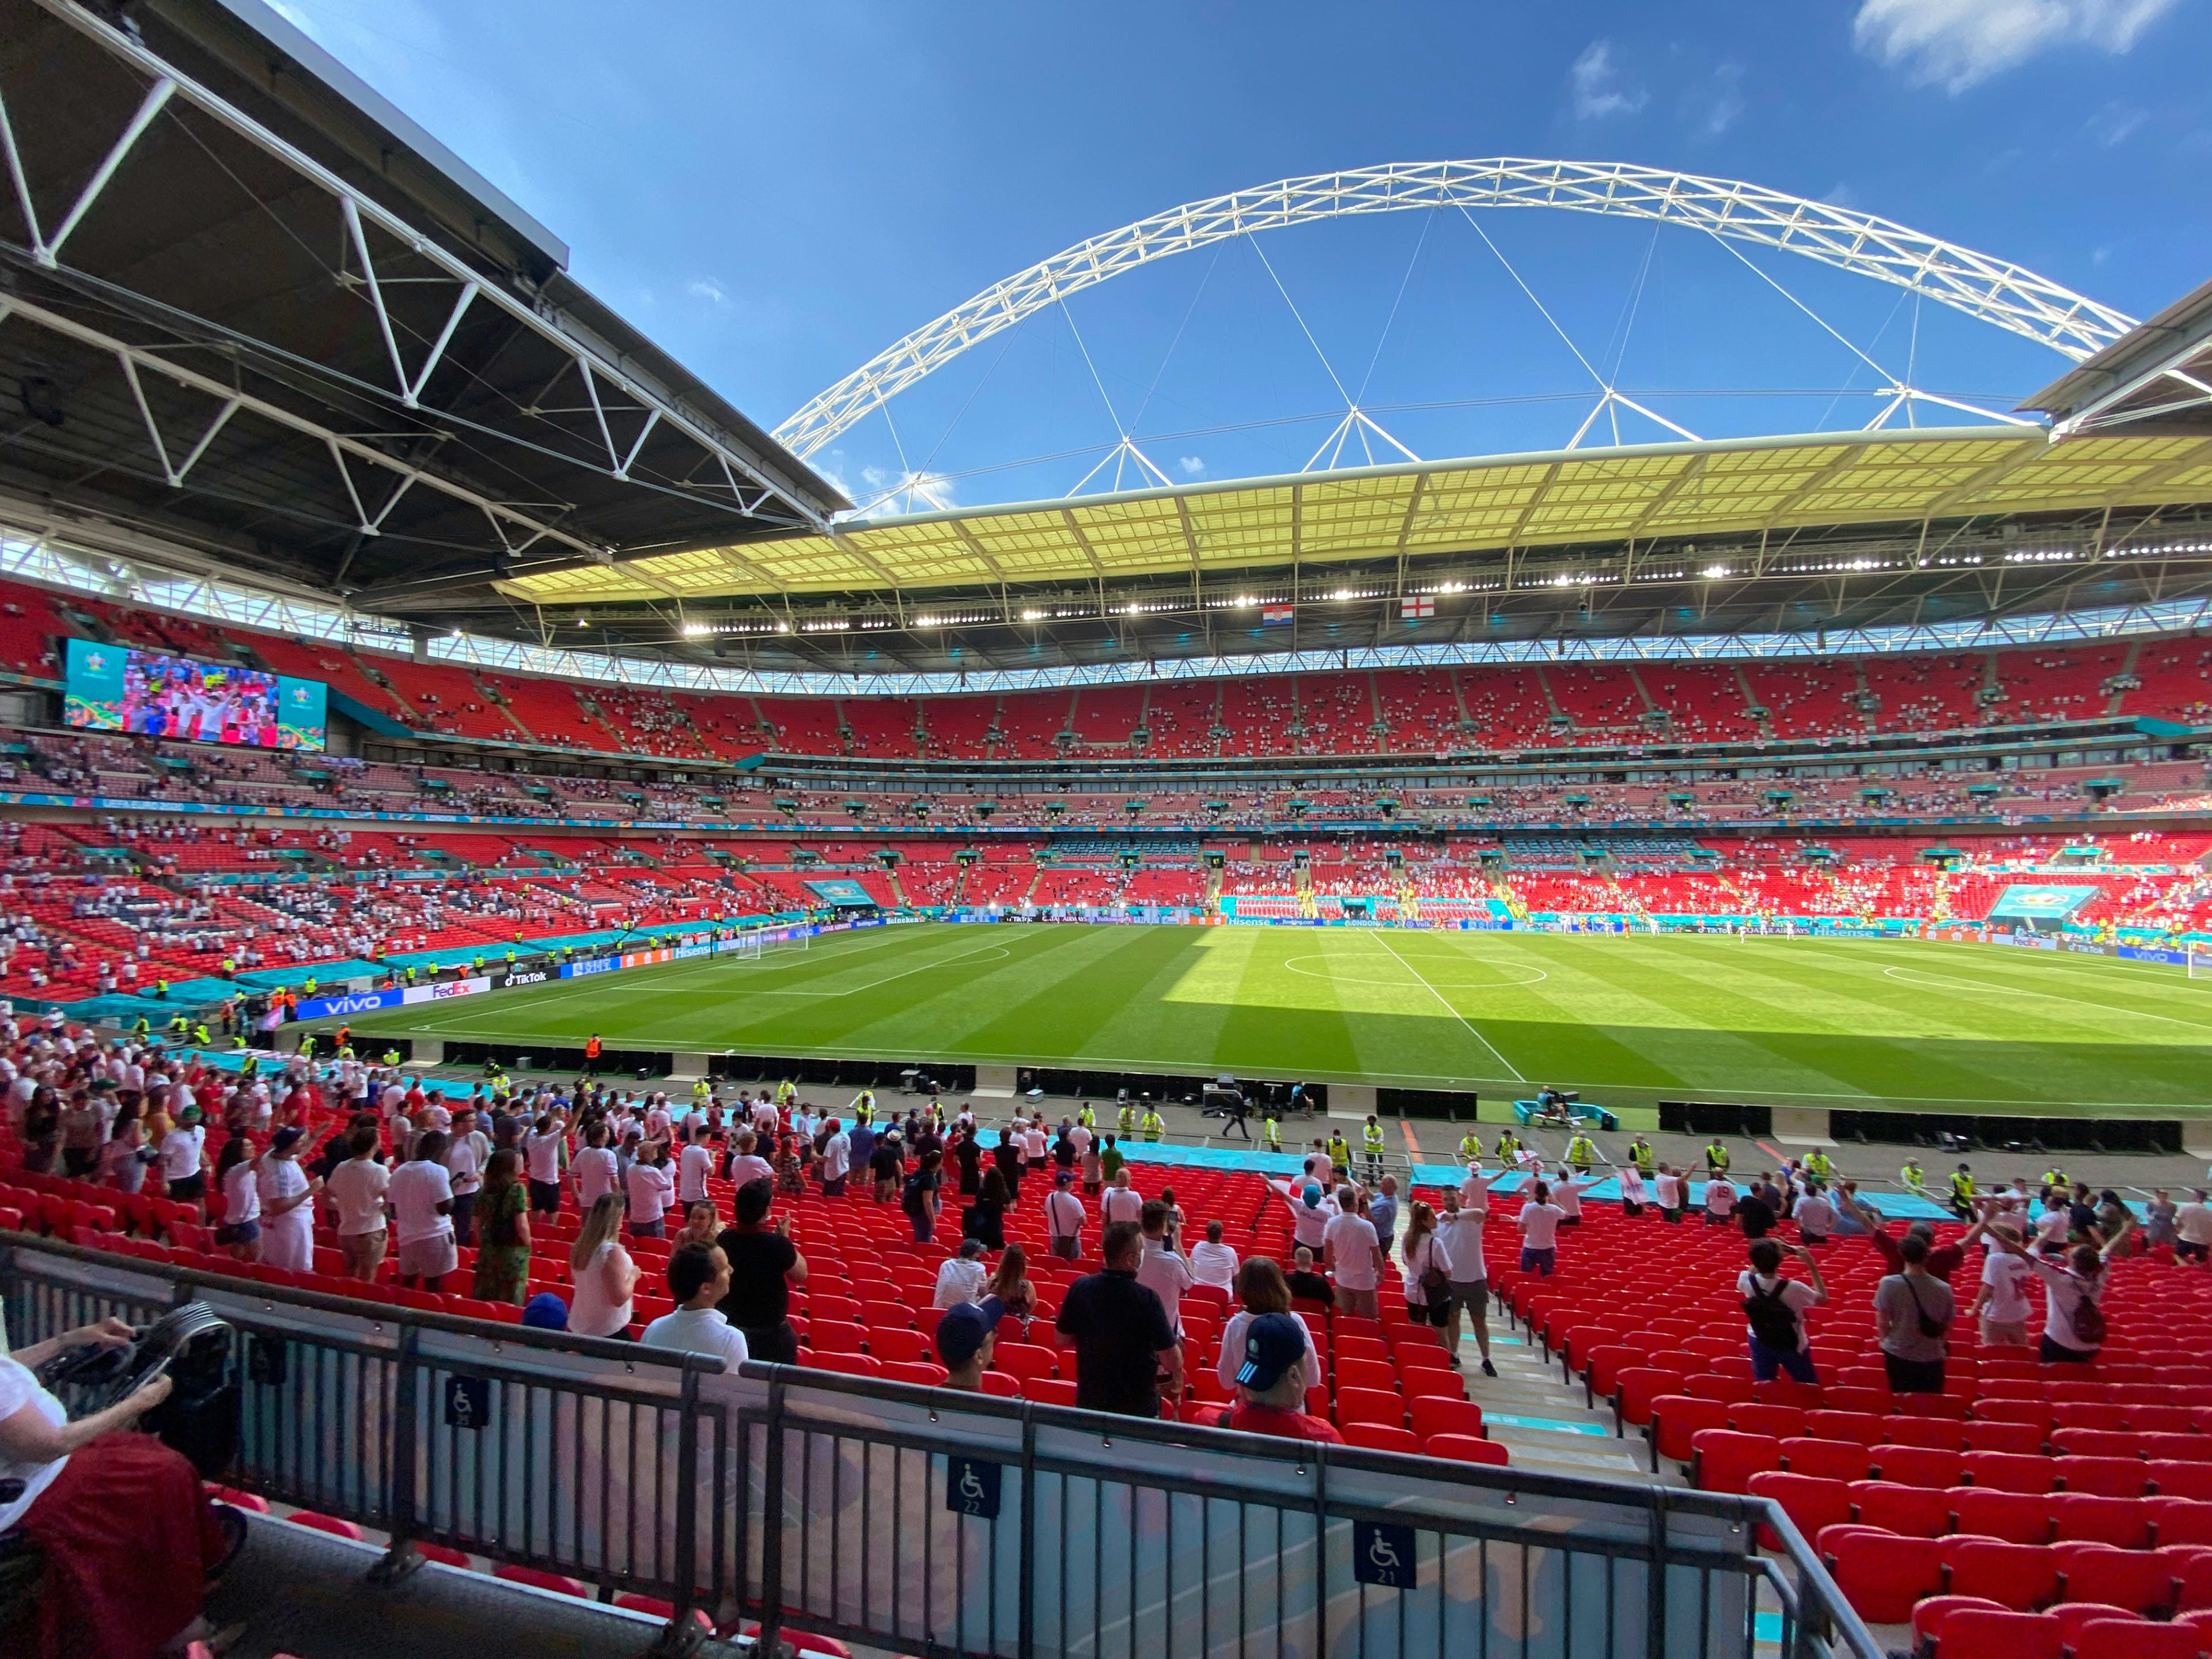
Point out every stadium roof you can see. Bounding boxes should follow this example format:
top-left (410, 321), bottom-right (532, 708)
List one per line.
top-left (2024, 273), bottom-right (2212, 440)
top-left (0, 0), bottom-right (844, 604)
top-left (499, 426), bottom-right (2212, 603)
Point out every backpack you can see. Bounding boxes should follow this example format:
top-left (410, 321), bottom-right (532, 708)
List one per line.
top-left (2066, 1277), bottom-right (2107, 1349)
top-left (1741, 1278), bottom-right (1800, 1351)
top-left (900, 1172), bottom-right (929, 1216)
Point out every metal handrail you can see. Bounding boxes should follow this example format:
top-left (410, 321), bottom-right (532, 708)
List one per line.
top-left (1, 1234), bottom-right (1884, 1659)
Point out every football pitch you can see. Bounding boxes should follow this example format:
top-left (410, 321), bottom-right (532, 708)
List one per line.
top-left (342, 922), bottom-right (2212, 1117)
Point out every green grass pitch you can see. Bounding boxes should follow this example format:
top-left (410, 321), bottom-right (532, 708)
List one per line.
top-left (342, 922), bottom-right (2212, 1116)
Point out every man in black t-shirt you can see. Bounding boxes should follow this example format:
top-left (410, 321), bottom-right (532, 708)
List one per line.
top-left (1055, 1222), bottom-right (1182, 1418)
top-left (715, 1177), bottom-right (806, 1363)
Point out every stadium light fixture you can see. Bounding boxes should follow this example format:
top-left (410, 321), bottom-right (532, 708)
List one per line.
top-left (1702, 565), bottom-right (1730, 579)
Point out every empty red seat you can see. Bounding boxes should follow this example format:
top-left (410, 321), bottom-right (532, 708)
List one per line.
top-left (2056, 1543), bottom-right (2179, 1615)
top-left (1961, 1420), bottom-right (2048, 1456)
top-left (2056, 1457), bottom-right (2156, 1498)
top-left (1884, 1415), bottom-right (1970, 1452)
top-left (1408, 1396), bottom-right (1484, 1441)
top-left (2146, 1436), bottom-right (2212, 1467)
top-left (1942, 1538), bottom-right (2061, 1609)
top-left (2052, 1494), bottom-right (2154, 1548)
top-left (878, 1360), bottom-right (950, 1388)
top-left (2153, 1500), bottom-right (2212, 1547)
top-left (1874, 1446), bottom-right (1968, 1489)
top-left (865, 1328), bottom-right (929, 1363)
top-left (1336, 1358), bottom-right (1397, 1392)
top-left (2063, 1621), bottom-right (2203, 1659)
top-left (1964, 1450), bottom-right (2061, 1494)
top-left (1907, 1594), bottom-right (2006, 1653)
top-left (2055, 1429), bottom-right (2150, 1460)
top-left (1426, 1433), bottom-right (1509, 1466)
top-left (1781, 1437), bottom-right (1879, 1483)
top-left (1336, 1387), bottom-right (1406, 1429)
top-left (1747, 1472), bottom-right (1851, 1551)
top-left (1691, 1430), bottom-right (1781, 1495)
top-left (1805, 1410), bottom-right (1885, 1446)
top-left (1650, 1396), bottom-right (1730, 1468)
top-left (1937, 1608), bottom-right (2064, 1659)
top-left (1615, 1368), bottom-right (1685, 1430)
top-left (991, 1342), bottom-right (1059, 1382)
top-left (1952, 1487), bottom-right (2055, 1545)
top-left (1727, 1404), bottom-right (1806, 1440)
top-left (2156, 1464), bottom-right (2212, 1503)
top-left (1819, 1525), bottom-right (1944, 1623)
top-left (1847, 1479), bottom-right (1952, 1538)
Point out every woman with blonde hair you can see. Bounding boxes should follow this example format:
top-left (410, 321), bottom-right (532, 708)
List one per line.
top-left (567, 1191), bottom-right (641, 1339)
top-left (1215, 1256), bottom-right (1322, 1392)
top-left (1400, 1199), bottom-right (1455, 1331)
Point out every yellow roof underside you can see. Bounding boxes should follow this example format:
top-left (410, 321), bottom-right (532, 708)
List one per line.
top-left (501, 429), bottom-right (2212, 604)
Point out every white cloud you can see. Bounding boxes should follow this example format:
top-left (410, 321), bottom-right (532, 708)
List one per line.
top-left (1178, 456), bottom-right (1205, 476)
top-left (2083, 100), bottom-right (2150, 145)
top-left (1569, 40), bottom-right (1647, 120)
top-left (687, 278), bottom-right (726, 305)
top-left (1852, 0), bottom-right (2180, 93)
top-left (1699, 64), bottom-right (1747, 137)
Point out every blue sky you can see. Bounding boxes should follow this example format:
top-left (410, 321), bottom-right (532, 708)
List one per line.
top-left (274, 0), bottom-right (2207, 513)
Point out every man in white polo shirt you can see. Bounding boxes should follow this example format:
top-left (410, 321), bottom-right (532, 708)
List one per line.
top-left (1321, 1184), bottom-right (1384, 1319)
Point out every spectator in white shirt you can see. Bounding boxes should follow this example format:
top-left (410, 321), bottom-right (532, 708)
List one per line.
top-left (624, 1145), bottom-right (675, 1239)
top-left (934, 1240), bottom-right (991, 1308)
top-left (1794, 1183), bottom-right (1838, 1245)
top-left (1137, 1200), bottom-right (1195, 1334)
top-left (1516, 1181), bottom-right (1566, 1277)
top-left (818, 1119), bottom-right (851, 1196)
top-left (388, 1132), bottom-right (457, 1291)
top-left (724, 1129), bottom-right (774, 1193)
top-left (641, 1244), bottom-right (750, 1368)
top-left (1044, 1170), bottom-right (1086, 1262)
top-left (1550, 1171), bottom-right (1586, 1225)
top-left (676, 1124), bottom-right (716, 1207)
top-left (523, 1112), bottom-right (567, 1220)
top-left (1704, 1175), bottom-right (1737, 1226)
top-left (1100, 1168), bottom-right (1145, 1228)
top-left (2178, 1188), bottom-right (2212, 1264)
top-left (1190, 1219), bottom-right (1240, 1289)
top-left (573, 1123), bottom-right (620, 1209)
top-left (1321, 1185), bottom-right (1384, 1318)
top-left (1437, 1188), bottom-right (1494, 1374)
top-left (1971, 1220), bottom-right (2036, 1346)
top-left (324, 1126), bottom-right (390, 1281)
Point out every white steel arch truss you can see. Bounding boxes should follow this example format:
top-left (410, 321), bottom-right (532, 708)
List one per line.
top-left (775, 159), bottom-right (2137, 460)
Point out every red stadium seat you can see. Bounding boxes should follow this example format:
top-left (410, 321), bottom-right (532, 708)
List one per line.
top-left (1963, 1450), bottom-right (2061, 1494)
top-left (1846, 1479), bottom-right (1953, 1538)
top-left (2153, 1500), bottom-right (2212, 1548)
top-left (2055, 1457), bottom-right (2156, 1498)
top-left (1408, 1396), bottom-right (1484, 1442)
top-left (1336, 1387), bottom-right (1407, 1429)
top-left (1691, 1430), bottom-right (1781, 1494)
top-left (1952, 1487), bottom-right (2055, 1545)
top-left (1726, 1404), bottom-right (1806, 1440)
top-left (1872, 1446), bottom-right (1968, 1490)
top-left (1941, 1539), bottom-right (2061, 1610)
top-left (494, 1563), bottom-right (588, 1597)
top-left (2063, 1622), bottom-right (2205, 1659)
top-left (1650, 1396), bottom-right (1731, 1468)
top-left (1748, 1472), bottom-right (1852, 1550)
top-left (1804, 1410), bottom-right (1885, 1447)
top-left (1426, 1434), bottom-right (1509, 1467)
top-left (1818, 1525), bottom-right (1944, 1623)
top-left (1342, 1423), bottom-right (1421, 1455)
top-left (1883, 1415), bottom-right (1969, 1451)
top-left (1961, 1419), bottom-right (2048, 1456)
top-left (1934, 1609), bottom-right (2063, 1659)
top-left (1780, 1438), bottom-right (1878, 1483)
top-left (1906, 1594), bottom-right (2007, 1655)
top-left (2156, 1465), bottom-right (2212, 1503)
top-left (2051, 1494), bottom-right (2155, 1548)
top-left (2055, 1543), bottom-right (2180, 1615)
top-left (286, 1510), bottom-right (366, 1542)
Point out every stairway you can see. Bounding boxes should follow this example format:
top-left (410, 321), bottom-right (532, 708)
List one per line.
top-left (1461, 1319), bottom-right (1662, 1482)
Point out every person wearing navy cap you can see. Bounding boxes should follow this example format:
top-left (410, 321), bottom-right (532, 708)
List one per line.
top-left (935, 1296), bottom-right (1004, 1391)
top-left (1215, 1312), bottom-right (1342, 1443)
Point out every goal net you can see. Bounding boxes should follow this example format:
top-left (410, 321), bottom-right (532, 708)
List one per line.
top-left (723, 928), bottom-right (806, 964)
top-left (2190, 946), bottom-right (2212, 980)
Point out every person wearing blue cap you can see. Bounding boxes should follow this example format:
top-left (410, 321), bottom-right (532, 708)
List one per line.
top-left (521, 1291), bottom-right (570, 1331)
top-left (1214, 1312), bottom-right (1342, 1444)
top-left (934, 1295), bottom-right (1004, 1391)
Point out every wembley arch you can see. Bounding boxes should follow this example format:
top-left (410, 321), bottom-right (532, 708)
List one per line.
top-left (774, 158), bottom-right (2137, 459)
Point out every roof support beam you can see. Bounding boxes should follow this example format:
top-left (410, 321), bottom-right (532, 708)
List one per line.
top-left (40, 74), bottom-right (174, 268)
top-left (31, 0), bottom-right (833, 532)
top-left (0, 289), bottom-right (603, 561)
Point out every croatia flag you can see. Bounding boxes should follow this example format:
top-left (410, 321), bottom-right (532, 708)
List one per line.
top-left (1262, 604), bottom-right (1294, 626)
top-left (1401, 595), bottom-right (1435, 620)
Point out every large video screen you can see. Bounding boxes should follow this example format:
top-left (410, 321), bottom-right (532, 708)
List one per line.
top-left (63, 638), bottom-right (327, 752)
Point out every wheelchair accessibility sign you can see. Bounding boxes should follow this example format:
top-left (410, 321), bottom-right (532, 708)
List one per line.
top-left (1353, 1521), bottom-right (1417, 1589)
top-left (945, 1455), bottom-right (1002, 1520)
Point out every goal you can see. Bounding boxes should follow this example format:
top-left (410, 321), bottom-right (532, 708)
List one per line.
top-left (722, 928), bottom-right (807, 964)
top-left (2190, 946), bottom-right (2212, 980)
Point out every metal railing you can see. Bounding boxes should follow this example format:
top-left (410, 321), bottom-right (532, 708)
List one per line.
top-left (1, 1236), bottom-right (1883, 1659)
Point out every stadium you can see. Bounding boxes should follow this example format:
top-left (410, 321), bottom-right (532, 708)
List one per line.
top-left (2, 2), bottom-right (2212, 1658)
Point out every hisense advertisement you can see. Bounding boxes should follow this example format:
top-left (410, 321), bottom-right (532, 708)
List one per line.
top-left (63, 638), bottom-right (327, 752)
